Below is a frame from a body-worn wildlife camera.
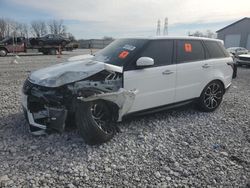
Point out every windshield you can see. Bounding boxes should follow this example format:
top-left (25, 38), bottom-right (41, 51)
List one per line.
top-left (93, 39), bottom-right (148, 67)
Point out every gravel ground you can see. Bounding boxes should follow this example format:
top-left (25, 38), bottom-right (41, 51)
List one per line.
top-left (0, 50), bottom-right (249, 187)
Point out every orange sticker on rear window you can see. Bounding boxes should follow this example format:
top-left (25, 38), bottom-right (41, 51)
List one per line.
top-left (184, 43), bottom-right (192, 52)
top-left (119, 51), bottom-right (129, 59)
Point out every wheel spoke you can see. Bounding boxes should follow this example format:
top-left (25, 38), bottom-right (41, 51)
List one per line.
top-left (212, 84), bottom-right (219, 93)
top-left (214, 91), bottom-right (222, 100)
top-left (90, 101), bottom-right (113, 135)
top-left (205, 87), bottom-right (212, 95)
top-left (211, 98), bottom-right (218, 108)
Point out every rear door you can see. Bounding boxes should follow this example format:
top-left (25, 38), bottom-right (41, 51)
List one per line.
top-left (124, 40), bottom-right (176, 113)
top-left (175, 40), bottom-right (210, 102)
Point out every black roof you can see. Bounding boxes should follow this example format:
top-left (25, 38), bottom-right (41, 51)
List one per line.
top-left (216, 17), bottom-right (250, 33)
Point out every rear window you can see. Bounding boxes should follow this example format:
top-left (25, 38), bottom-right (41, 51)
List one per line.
top-left (204, 41), bottom-right (228, 58)
top-left (177, 40), bottom-right (205, 63)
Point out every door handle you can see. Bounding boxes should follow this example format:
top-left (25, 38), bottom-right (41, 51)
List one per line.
top-left (162, 70), bottom-right (174, 75)
top-left (202, 64), bottom-right (211, 69)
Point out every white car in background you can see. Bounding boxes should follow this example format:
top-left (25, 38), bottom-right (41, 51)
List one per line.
top-left (227, 47), bottom-right (248, 56)
top-left (22, 36), bottom-right (233, 145)
top-left (236, 53), bottom-right (250, 66)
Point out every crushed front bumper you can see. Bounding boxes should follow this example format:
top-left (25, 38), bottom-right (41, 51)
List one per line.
top-left (21, 93), bottom-right (68, 135)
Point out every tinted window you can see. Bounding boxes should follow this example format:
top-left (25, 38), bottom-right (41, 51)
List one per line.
top-left (16, 38), bottom-right (22, 43)
top-left (204, 41), bottom-right (227, 58)
top-left (139, 40), bottom-right (173, 66)
top-left (177, 40), bottom-right (205, 63)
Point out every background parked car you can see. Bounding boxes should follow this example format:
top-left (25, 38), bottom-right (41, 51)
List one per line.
top-left (30, 34), bottom-right (70, 46)
top-left (227, 47), bottom-right (248, 57)
top-left (0, 36), bottom-right (27, 56)
top-left (236, 54), bottom-right (250, 67)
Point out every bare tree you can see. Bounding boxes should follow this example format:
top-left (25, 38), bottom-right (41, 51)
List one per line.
top-left (68, 32), bottom-right (76, 41)
top-left (30, 20), bottom-right (47, 37)
top-left (188, 30), bottom-right (216, 38)
top-left (0, 18), bottom-right (7, 40)
top-left (0, 18), bottom-right (16, 37)
top-left (48, 20), bottom-right (66, 35)
top-left (205, 30), bottom-right (217, 39)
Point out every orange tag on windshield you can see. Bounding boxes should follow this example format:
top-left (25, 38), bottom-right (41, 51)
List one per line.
top-left (184, 43), bottom-right (192, 52)
top-left (119, 51), bottom-right (129, 59)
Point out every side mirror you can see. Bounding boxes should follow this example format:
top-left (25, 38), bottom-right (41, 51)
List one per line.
top-left (136, 57), bottom-right (154, 67)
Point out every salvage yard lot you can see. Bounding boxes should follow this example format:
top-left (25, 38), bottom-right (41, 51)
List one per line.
top-left (0, 49), bottom-right (249, 187)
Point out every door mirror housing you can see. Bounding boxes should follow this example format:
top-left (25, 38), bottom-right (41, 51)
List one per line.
top-left (136, 57), bottom-right (154, 67)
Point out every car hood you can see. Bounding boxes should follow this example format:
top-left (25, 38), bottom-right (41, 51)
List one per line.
top-left (29, 59), bottom-right (123, 88)
top-left (238, 54), bottom-right (250, 58)
top-left (68, 54), bottom-right (94, 61)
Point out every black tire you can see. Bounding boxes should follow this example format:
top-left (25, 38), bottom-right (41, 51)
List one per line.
top-left (75, 100), bottom-right (115, 145)
top-left (0, 48), bottom-right (8, 57)
top-left (197, 81), bottom-right (224, 112)
top-left (38, 41), bottom-right (44, 46)
top-left (42, 51), bottom-right (49, 55)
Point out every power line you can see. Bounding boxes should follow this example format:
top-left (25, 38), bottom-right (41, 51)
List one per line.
top-left (163, 17), bottom-right (168, 35)
top-left (156, 19), bottom-right (161, 36)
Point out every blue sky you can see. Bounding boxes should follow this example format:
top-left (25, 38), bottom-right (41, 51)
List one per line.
top-left (0, 0), bottom-right (249, 39)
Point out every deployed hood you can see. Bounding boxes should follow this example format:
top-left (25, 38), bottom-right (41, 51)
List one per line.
top-left (29, 59), bottom-right (123, 88)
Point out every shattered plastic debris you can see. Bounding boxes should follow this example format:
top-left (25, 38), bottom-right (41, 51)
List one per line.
top-left (78, 88), bottom-right (138, 121)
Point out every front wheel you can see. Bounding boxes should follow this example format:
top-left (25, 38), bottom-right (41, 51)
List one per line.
top-left (197, 81), bottom-right (224, 112)
top-left (75, 100), bottom-right (115, 145)
top-left (0, 49), bottom-right (8, 57)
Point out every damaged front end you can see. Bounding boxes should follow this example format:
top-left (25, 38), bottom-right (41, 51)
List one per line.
top-left (22, 69), bottom-right (136, 135)
top-left (22, 79), bottom-right (70, 135)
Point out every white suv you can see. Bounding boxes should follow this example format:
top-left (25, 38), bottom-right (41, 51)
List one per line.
top-left (22, 36), bottom-right (233, 144)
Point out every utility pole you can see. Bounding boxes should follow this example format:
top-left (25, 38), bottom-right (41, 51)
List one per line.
top-left (156, 19), bottom-right (161, 36)
top-left (163, 17), bottom-right (168, 35)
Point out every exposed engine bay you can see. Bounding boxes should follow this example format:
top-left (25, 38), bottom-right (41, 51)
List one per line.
top-left (22, 70), bottom-right (136, 135)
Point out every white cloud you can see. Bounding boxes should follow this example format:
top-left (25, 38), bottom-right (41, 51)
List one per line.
top-left (9, 0), bottom-right (250, 38)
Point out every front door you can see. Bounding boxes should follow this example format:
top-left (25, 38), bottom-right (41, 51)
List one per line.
top-left (123, 40), bottom-right (176, 113)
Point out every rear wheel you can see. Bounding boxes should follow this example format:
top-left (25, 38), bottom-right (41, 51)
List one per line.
top-left (75, 100), bottom-right (115, 145)
top-left (197, 81), bottom-right (224, 112)
top-left (0, 48), bottom-right (8, 57)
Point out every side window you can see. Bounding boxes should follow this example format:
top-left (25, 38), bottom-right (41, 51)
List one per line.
top-left (177, 40), bottom-right (205, 63)
top-left (7, 38), bottom-right (13, 44)
top-left (204, 41), bottom-right (227, 58)
top-left (140, 40), bottom-right (173, 66)
top-left (16, 38), bottom-right (22, 43)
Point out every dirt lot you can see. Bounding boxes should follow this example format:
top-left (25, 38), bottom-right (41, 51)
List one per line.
top-left (0, 50), bottom-right (249, 187)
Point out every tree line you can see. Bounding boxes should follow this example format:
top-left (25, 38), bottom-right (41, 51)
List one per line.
top-left (0, 18), bottom-right (75, 41)
top-left (188, 30), bottom-right (217, 38)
